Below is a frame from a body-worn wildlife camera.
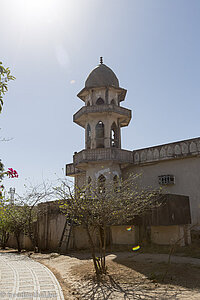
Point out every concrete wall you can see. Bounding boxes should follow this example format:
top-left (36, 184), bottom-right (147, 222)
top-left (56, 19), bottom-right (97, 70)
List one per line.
top-left (86, 162), bottom-right (121, 186)
top-left (73, 226), bottom-right (100, 249)
top-left (151, 225), bottom-right (185, 246)
top-left (111, 225), bottom-right (138, 245)
top-left (85, 87), bottom-right (119, 106)
top-left (38, 209), bottom-right (66, 251)
top-left (36, 201), bottom-right (67, 251)
top-left (84, 113), bottom-right (121, 149)
top-left (75, 172), bottom-right (86, 189)
top-left (7, 233), bottom-right (32, 250)
top-left (123, 156), bottom-right (200, 227)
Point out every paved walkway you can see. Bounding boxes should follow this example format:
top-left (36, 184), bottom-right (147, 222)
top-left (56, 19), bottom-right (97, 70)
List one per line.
top-left (0, 253), bottom-right (64, 300)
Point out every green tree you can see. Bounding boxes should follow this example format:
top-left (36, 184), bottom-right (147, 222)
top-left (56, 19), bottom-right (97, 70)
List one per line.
top-left (0, 202), bottom-right (12, 249)
top-left (0, 182), bottom-right (52, 252)
top-left (0, 61), bottom-right (15, 113)
top-left (55, 174), bottom-right (162, 277)
top-left (0, 61), bottom-right (15, 191)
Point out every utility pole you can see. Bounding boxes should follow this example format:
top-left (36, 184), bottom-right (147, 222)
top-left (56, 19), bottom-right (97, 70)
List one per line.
top-left (8, 187), bottom-right (15, 205)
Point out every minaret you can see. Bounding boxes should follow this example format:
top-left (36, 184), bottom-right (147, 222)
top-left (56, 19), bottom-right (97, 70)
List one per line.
top-left (66, 58), bottom-right (132, 188)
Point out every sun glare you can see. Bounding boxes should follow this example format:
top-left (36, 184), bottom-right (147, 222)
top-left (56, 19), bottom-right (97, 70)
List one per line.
top-left (20, 0), bottom-right (59, 24)
top-left (8, 0), bottom-right (84, 40)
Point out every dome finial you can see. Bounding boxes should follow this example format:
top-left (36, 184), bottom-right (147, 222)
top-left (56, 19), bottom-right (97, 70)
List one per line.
top-left (100, 56), bottom-right (103, 64)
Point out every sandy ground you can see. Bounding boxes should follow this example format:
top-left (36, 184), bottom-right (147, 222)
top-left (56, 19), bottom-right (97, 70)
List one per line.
top-left (29, 251), bottom-right (200, 300)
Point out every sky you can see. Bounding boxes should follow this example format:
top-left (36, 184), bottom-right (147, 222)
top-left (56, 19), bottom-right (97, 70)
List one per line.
top-left (1, 0), bottom-right (200, 196)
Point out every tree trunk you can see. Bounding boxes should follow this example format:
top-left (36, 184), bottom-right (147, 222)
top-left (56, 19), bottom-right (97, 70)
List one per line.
top-left (98, 226), bottom-right (107, 274)
top-left (85, 225), bottom-right (100, 276)
top-left (15, 232), bottom-right (21, 252)
top-left (0, 230), bottom-right (9, 249)
top-left (102, 226), bottom-right (106, 273)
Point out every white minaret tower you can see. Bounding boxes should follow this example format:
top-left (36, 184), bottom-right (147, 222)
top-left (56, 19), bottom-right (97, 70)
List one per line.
top-left (66, 58), bottom-right (132, 189)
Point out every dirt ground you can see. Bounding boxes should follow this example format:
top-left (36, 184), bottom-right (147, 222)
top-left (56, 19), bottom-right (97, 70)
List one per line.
top-left (28, 251), bottom-right (200, 300)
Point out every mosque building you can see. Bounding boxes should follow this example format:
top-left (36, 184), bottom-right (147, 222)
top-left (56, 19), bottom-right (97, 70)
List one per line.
top-left (66, 58), bottom-right (200, 246)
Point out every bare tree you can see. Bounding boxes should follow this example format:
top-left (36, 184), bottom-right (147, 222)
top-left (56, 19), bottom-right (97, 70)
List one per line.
top-left (55, 174), bottom-right (162, 277)
top-left (0, 182), bottom-right (53, 252)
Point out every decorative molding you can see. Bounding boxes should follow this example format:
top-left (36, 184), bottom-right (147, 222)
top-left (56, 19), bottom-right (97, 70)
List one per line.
top-left (74, 148), bottom-right (133, 167)
top-left (133, 137), bottom-right (200, 165)
top-left (67, 137), bottom-right (200, 174)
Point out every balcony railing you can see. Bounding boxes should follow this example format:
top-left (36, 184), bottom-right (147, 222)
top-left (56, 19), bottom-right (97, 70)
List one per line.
top-left (73, 148), bottom-right (133, 166)
top-left (73, 104), bottom-right (131, 125)
top-left (66, 163), bottom-right (83, 176)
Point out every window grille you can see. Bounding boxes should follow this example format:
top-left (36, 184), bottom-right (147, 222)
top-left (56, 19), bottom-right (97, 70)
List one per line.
top-left (158, 175), bottom-right (175, 185)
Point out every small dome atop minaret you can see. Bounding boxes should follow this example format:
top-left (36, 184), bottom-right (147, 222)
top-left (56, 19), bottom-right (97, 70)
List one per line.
top-left (85, 58), bottom-right (119, 88)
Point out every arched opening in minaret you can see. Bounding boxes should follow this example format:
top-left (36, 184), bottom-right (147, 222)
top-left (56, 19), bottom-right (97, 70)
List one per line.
top-left (111, 99), bottom-right (116, 105)
top-left (96, 97), bottom-right (104, 105)
top-left (95, 121), bottom-right (104, 148)
top-left (98, 174), bottom-right (106, 194)
top-left (113, 175), bottom-right (120, 192)
top-left (87, 101), bottom-right (90, 106)
top-left (86, 123), bottom-right (91, 149)
top-left (111, 122), bottom-right (119, 148)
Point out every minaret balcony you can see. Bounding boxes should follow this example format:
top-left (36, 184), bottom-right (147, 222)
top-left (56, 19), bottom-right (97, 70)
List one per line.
top-left (73, 104), bottom-right (131, 128)
top-left (65, 163), bottom-right (84, 176)
top-left (73, 148), bottom-right (133, 169)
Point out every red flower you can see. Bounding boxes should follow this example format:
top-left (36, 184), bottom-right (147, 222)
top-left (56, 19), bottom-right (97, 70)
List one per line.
top-left (7, 168), bottom-right (18, 178)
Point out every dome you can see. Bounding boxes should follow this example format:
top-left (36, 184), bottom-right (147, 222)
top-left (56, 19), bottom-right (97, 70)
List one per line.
top-left (85, 63), bottom-right (119, 88)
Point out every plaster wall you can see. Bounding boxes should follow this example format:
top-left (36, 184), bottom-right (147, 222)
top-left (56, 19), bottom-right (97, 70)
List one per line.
top-left (108, 89), bottom-right (118, 105)
top-left (75, 173), bottom-right (86, 188)
top-left (85, 88), bottom-right (106, 106)
top-left (37, 210), bottom-right (66, 251)
top-left (123, 157), bottom-right (200, 226)
top-left (85, 88), bottom-right (119, 106)
top-left (86, 162), bottom-right (121, 185)
top-left (151, 225), bottom-right (185, 246)
top-left (111, 225), bottom-right (138, 245)
top-left (7, 234), bottom-right (32, 250)
top-left (85, 114), bottom-right (121, 149)
top-left (47, 214), bottom-right (66, 250)
top-left (72, 226), bottom-right (100, 249)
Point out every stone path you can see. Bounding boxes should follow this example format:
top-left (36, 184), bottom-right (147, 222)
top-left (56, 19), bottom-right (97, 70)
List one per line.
top-left (0, 253), bottom-right (64, 300)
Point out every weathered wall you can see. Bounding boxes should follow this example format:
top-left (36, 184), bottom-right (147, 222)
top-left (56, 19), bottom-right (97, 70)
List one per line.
top-left (86, 162), bottom-right (121, 186)
top-left (75, 172), bottom-right (86, 189)
top-left (7, 233), bottom-right (32, 250)
top-left (72, 226), bottom-right (100, 249)
top-left (84, 113), bottom-right (122, 149)
top-left (37, 201), bottom-right (66, 251)
top-left (111, 225), bottom-right (138, 245)
top-left (123, 156), bottom-right (200, 227)
top-left (151, 225), bottom-right (185, 246)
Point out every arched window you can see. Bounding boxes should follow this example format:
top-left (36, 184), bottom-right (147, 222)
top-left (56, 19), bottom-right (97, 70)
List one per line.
top-left (96, 97), bottom-right (104, 105)
top-left (86, 123), bottom-right (91, 149)
top-left (87, 101), bottom-right (90, 106)
top-left (111, 99), bottom-right (115, 105)
top-left (113, 175), bottom-right (120, 192)
top-left (111, 122), bottom-right (119, 148)
top-left (98, 174), bottom-right (106, 194)
top-left (95, 121), bottom-right (104, 148)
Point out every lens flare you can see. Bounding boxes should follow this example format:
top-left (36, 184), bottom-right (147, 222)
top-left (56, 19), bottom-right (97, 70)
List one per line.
top-left (132, 245), bottom-right (140, 251)
top-left (126, 226), bottom-right (132, 231)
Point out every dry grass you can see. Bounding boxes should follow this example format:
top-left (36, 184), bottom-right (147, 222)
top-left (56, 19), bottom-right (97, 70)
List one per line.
top-left (68, 254), bottom-right (200, 299)
top-left (71, 258), bottom-right (200, 289)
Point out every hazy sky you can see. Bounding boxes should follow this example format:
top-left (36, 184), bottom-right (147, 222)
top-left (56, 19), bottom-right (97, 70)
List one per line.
top-left (1, 0), bottom-right (200, 195)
